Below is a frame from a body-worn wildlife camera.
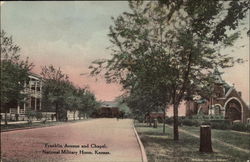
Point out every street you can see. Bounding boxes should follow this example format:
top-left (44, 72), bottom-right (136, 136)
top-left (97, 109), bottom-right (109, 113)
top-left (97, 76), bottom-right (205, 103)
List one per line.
top-left (1, 119), bottom-right (142, 162)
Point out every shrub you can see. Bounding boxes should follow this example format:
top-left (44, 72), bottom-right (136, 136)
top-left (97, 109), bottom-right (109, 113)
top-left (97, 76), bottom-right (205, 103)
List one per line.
top-left (42, 119), bottom-right (47, 124)
top-left (205, 120), bottom-right (231, 130)
top-left (178, 118), bottom-right (183, 126)
top-left (165, 117), bottom-right (173, 125)
top-left (246, 124), bottom-right (250, 132)
top-left (201, 121), bottom-right (211, 125)
top-left (26, 110), bottom-right (36, 120)
top-left (231, 123), bottom-right (247, 132)
top-left (157, 117), bottom-right (164, 123)
top-left (136, 116), bottom-right (144, 123)
top-left (27, 120), bottom-right (32, 125)
top-left (210, 122), bottom-right (231, 130)
top-left (182, 119), bottom-right (200, 126)
top-left (35, 112), bottom-right (43, 120)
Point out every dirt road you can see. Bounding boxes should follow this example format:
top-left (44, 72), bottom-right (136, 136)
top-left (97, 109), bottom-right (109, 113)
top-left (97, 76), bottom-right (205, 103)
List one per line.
top-left (1, 119), bottom-right (142, 162)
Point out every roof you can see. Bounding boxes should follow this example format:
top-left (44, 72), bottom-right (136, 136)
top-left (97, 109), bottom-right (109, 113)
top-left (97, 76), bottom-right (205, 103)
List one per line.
top-left (28, 72), bottom-right (42, 79)
top-left (212, 67), bottom-right (224, 84)
top-left (212, 67), bottom-right (234, 95)
top-left (101, 101), bottom-right (118, 108)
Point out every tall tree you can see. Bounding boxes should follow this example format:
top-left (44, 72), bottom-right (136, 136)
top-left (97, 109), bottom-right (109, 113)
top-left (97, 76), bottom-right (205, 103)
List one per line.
top-left (90, 1), bottom-right (249, 140)
top-left (41, 65), bottom-right (73, 121)
top-left (79, 89), bottom-right (100, 117)
top-left (0, 30), bottom-right (33, 125)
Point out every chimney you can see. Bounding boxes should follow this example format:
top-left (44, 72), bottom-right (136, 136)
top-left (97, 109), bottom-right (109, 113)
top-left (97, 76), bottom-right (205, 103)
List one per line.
top-left (238, 91), bottom-right (242, 97)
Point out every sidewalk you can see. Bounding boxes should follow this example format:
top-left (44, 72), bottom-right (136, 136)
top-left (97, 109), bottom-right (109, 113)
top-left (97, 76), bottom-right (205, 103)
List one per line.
top-left (0, 119), bottom-right (54, 125)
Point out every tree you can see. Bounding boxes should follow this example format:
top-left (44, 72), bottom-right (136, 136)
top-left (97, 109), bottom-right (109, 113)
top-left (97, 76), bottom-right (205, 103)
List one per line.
top-left (0, 30), bottom-right (33, 125)
top-left (41, 65), bottom-right (100, 121)
top-left (78, 89), bottom-right (100, 118)
top-left (41, 65), bottom-right (73, 121)
top-left (66, 87), bottom-right (99, 120)
top-left (90, 1), bottom-right (249, 140)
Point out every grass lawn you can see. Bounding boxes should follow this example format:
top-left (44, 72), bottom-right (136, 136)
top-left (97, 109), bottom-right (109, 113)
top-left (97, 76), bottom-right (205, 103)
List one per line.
top-left (180, 125), bottom-right (250, 151)
top-left (135, 122), bottom-right (250, 162)
top-left (0, 119), bottom-right (90, 132)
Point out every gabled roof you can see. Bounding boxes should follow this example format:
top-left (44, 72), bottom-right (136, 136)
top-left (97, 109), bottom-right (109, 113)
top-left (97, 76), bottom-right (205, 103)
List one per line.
top-left (212, 68), bottom-right (234, 95)
top-left (213, 67), bottom-right (224, 84)
top-left (28, 72), bottom-right (42, 80)
top-left (101, 101), bottom-right (118, 108)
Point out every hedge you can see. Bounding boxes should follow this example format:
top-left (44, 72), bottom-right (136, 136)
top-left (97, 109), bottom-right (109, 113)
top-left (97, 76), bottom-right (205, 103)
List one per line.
top-left (231, 123), bottom-right (247, 132)
top-left (182, 119), bottom-right (200, 126)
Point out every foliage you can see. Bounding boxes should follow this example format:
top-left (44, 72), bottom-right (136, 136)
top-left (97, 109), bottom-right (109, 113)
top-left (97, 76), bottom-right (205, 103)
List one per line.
top-left (182, 119), bottom-right (200, 127)
top-left (231, 123), bottom-right (247, 132)
top-left (165, 117), bottom-right (174, 125)
top-left (200, 119), bottom-right (231, 130)
top-left (210, 122), bottom-right (231, 130)
top-left (41, 65), bottom-right (99, 121)
top-left (90, 1), bottom-right (249, 140)
top-left (114, 96), bottom-right (131, 115)
top-left (77, 88), bottom-right (100, 117)
top-left (26, 110), bottom-right (36, 120)
top-left (0, 30), bottom-right (33, 111)
top-left (27, 120), bottom-right (32, 125)
top-left (41, 65), bottom-right (75, 120)
top-left (246, 124), bottom-right (250, 132)
top-left (35, 111), bottom-right (43, 120)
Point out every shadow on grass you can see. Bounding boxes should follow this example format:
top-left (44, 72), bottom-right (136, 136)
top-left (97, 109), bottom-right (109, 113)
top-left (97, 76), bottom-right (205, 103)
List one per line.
top-left (136, 124), bottom-right (238, 162)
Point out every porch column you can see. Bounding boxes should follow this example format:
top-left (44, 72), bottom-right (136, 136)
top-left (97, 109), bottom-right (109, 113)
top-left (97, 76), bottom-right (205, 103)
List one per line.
top-left (30, 80), bottom-right (32, 110)
top-left (17, 104), bottom-right (20, 114)
top-left (24, 102), bottom-right (26, 114)
top-left (35, 81), bottom-right (37, 111)
top-left (40, 99), bottom-right (42, 110)
top-left (35, 98), bottom-right (37, 111)
top-left (40, 81), bottom-right (42, 110)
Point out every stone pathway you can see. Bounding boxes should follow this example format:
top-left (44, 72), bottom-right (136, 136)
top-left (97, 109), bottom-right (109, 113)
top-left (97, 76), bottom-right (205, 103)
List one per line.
top-left (1, 119), bottom-right (142, 162)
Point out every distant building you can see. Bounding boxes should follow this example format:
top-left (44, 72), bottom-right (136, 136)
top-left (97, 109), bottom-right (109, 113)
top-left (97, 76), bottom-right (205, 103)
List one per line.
top-left (91, 101), bottom-right (122, 118)
top-left (186, 68), bottom-right (250, 123)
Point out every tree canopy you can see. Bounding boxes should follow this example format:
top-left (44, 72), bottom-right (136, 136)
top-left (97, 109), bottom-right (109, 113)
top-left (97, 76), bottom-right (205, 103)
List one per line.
top-left (41, 65), bottom-right (99, 121)
top-left (90, 1), bottom-right (249, 140)
top-left (0, 30), bottom-right (33, 111)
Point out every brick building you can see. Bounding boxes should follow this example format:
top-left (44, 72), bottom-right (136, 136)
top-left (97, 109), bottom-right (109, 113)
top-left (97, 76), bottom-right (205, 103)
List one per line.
top-left (91, 101), bottom-right (121, 118)
top-left (186, 68), bottom-right (250, 123)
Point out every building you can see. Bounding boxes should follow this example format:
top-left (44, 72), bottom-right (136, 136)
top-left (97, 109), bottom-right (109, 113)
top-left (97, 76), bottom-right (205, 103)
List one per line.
top-left (186, 68), bottom-right (250, 123)
top-left (2, 72), bottom-right (43, 120)
top-left (91, 101), bottom-right (122, 118)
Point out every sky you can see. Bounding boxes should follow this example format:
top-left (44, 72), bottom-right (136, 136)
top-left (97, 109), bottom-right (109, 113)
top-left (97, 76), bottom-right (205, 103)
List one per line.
top-left (1, 1), bottom-right (249, 116)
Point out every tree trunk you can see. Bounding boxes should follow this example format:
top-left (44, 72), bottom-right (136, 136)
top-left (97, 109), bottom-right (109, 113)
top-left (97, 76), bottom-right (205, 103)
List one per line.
top-left (163, 109), bottom-right (166, 134)
top-left (5, 108), bottom-right (8, 125)
top-left (173, 103), bottom-right (179, 140)
top-left (153, 118), bottom-right (157, 128)
top-left (73, 110), bottom-right (76, 120)
top-left (199, 125), bottom-right (213, 153)
top-left (55, 103), bottom-right (59, 121)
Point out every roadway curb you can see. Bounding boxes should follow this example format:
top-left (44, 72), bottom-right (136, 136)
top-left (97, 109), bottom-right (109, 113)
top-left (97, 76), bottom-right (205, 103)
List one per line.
top-left (133, 121), bottom-right (148, 162)
top-left (0, 119), bottom-right (91, 133)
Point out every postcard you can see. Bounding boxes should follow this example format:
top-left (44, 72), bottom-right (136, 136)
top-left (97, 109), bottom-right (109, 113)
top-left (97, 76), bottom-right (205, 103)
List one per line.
top-left (1, 1), bottom-right (249, 162)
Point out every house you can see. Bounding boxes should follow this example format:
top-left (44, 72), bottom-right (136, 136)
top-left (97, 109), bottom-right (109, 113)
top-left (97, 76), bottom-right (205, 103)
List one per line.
top-left (19, 72), bottom-right (43, 114)
top-left (186, 68), bottom-right (250, 123)
top-left (1, 72), bottom-right (44, 120)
